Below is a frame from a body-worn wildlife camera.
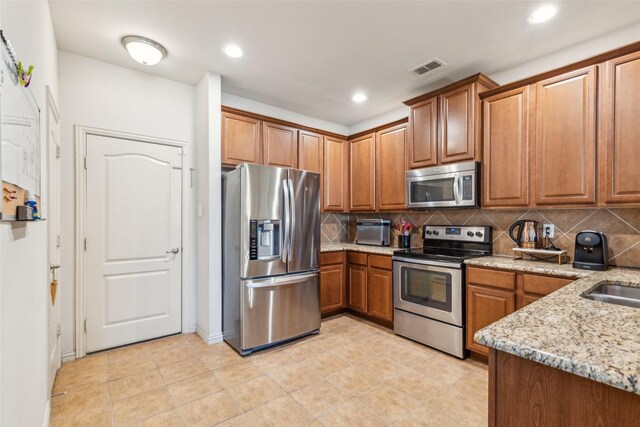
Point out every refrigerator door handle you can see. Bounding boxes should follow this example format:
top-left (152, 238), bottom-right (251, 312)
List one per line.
top-left (287, 178), bottom-right (295, 262)
top-left (245, 272), bottom-right (318, 289)
top-left (282, 179), bottom-right (290, 264)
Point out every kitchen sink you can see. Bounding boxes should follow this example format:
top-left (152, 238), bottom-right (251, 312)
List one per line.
top-left (581, 282), bottom-right (640, 308)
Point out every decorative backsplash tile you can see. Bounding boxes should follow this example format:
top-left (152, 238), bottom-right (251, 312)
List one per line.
top-left (338, 208), bottom-right (640, 268)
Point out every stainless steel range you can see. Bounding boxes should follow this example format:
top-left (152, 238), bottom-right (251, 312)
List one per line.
top-left (393, 225), bottom-right (492, 358)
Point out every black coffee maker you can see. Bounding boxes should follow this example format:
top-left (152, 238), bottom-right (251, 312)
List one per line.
top-left (573, 231), bottom-right (609, 271)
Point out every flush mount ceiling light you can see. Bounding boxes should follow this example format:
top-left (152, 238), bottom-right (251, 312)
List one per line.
top-left (223, 44), bottom-right (244, 58)
top-left (121, 35), bottom-right (167, 65)
top-left (352, 93), bottom-right (368, 103)
top-left (528, 4), bottom-right (557, 24)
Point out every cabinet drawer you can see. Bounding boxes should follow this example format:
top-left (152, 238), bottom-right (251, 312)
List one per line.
top-left (347, 251), bottom-right (368, 266)
top-left (467, 267), bottom-right (516, 291)
top-left (320, 251), bottom-right (345, 266)
top-left (369, 254), bottom-right (392, 270)
top-left (523, 274), bottom-right (574, 296)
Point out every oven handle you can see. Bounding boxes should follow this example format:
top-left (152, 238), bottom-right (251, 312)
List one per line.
top-left (392, 256), bottom-right (463, 269)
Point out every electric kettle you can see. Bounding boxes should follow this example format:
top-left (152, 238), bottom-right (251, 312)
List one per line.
top-left (509, 220), bottom-right (542, 249)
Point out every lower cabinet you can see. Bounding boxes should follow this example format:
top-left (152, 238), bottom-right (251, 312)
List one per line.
top-left (367, 267), bottom-right (393, 322)
top-left (466, 266), bottom-right (576, 356)
top-left (348, 264), bottom-right (368, 314)
top-left (319, 252), bottom-right (345, 314)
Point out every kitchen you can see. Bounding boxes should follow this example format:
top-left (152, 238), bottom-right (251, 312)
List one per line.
top-left (1, 1), bottom-right (640, 426)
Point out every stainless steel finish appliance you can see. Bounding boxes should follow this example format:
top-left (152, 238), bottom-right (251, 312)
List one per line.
top-left (393, 225), bottom-right (492, 358)
top-left (406, 161), bottom-right (480, 209)
top-left (509, 219), bottom-right (542, 249)
top-left (222, 163), bottom-right (321, 355)
top-left (355, 219), bottom-right (391, 246)
top-left (573, 230), bottom-right (609, 271)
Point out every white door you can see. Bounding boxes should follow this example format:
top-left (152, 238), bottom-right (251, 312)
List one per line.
top-left (47, 88), bottom-right (61, 392)
top-left (85, 134), bottom-right (182, 352)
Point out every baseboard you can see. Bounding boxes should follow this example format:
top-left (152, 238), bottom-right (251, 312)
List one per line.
top-left (183, 324), bottom-right (197, 334)
top-left (42, 399), bottom-right (51, 427)
top-left (196, 325), bottom-right (224, 345)
top-left (61, 351), bottom-right (76, 363)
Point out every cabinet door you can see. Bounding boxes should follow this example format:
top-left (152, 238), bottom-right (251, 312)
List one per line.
top-left (483, 87), bottom-right (530, 207)
top-left (298, 130), bottom-right (323, 174)
top-left (221, 111), bottom-right (261, 166)
top-left (600, 51), bottom-right (640, 205)
top-left (348, 264), bottom-right (367, 313)
top-left (440, 83), bottom-right (476, 163)
top-left (367, 267), bottom-right (393, 322)
top-left (534, 66), bottom-right (597, 206)
top-left (320, 264), bottom-right (345, 314)
top-left (349, 133), bottom-right (376, 211)
top-left (263, 122), bottom-right (298, 168)
top-left (407, 97), bottom-right (438, 168)
top-left (466, 285), bottom-right (515, 355)
top-left (376, 124), bottom-right (407, 210)
top-left (323, 136), bottom-right (349, 212)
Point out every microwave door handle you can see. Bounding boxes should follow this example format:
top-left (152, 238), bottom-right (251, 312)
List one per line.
top-left (282, 179), bottom-right (290, 264)
top-left (287, 178), bottom-right (295, 262)
top-left (453, 175), bottom-right (461, 205)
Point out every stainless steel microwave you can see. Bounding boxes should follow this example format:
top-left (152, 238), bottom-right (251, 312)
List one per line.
top-left (406, 161), bottom-right (480, 209)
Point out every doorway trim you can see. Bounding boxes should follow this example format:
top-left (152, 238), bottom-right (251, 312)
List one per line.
top-left (75, 125), bottom-right (189, 358)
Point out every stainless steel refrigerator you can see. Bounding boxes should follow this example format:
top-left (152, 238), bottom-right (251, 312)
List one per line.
top-left (222, 163), bottom-right (321, 355)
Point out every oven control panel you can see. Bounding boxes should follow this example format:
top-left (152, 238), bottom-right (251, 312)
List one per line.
top-left (423, 225), bottom-right (491, 243)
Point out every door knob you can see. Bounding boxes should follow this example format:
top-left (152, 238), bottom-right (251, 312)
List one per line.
top-left (50, 264), bottom-right (61, 270)
top-left (166, 248), bottom-right (180, 254)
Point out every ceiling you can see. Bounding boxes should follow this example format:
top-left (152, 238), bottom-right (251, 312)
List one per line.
top-left (48, 1), bottom-right (640, 126)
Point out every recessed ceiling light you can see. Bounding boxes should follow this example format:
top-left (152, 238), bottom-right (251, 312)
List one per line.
top-left (121, 35), bottom-right (167, 65)
top-left (528, 4), bottom-right (557, 24)
top-left (352, 93), bottom-right (368, 103)
top-left (224, 44), bottom-right (244, 58)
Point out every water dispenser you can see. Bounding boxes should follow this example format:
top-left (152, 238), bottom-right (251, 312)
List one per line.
top-left (249, 219), bottom-right (281, 260)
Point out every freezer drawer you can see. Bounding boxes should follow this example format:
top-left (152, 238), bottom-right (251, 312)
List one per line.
top-left (240, 272), bottom-right (320, 351)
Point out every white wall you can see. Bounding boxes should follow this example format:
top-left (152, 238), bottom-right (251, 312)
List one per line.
top-left (57, 52), bottom-right (197, 358)
top-left (0, 1), bottom-right (58, 425)
top-left (222, 92), bottom-right (348, 136)
top-left (196, 73), bottom-right (223, 343)
top-left (348, 106), bottom-right (409, 135)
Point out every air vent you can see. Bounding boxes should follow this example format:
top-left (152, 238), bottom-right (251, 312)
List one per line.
top-left (409, 58), bottom-right (446, 76)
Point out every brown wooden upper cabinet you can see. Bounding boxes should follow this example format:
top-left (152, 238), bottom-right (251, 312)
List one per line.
top-left (533, 66), bottom-right (597, 206)
top-left (221, 111), bottom-right (262, 167)
top-left (405, 74), bottom-right (498, 169)
top-left (376, 124), bottom-right (407, 210)
top-left (349, 133), bottom-right (376, 211)
top-left (323, 136), bottom-right (349, 212)
top-left (298, 130), bottom-right (323, 174)
top-left (262, 121), bottom-right (298, 168)
top-left (482, 86), bottom-right (530, 207)
top-left (599, 51), bottom-right (640, 205)
top-left (407, 97), bottom-right (438, 168)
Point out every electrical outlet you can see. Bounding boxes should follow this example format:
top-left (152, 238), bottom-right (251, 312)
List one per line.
top-left (544, 224), bottom-right (555, 238)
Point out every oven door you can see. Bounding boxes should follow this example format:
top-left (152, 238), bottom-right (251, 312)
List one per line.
top-left (393, 258), bottom-right (463, 326)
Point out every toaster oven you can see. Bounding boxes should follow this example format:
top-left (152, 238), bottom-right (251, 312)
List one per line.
top-left (355, 219), bottom-right (391, 246)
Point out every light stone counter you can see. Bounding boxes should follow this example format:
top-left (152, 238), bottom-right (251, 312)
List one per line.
top-left (320, 243), bottom-right (397, 256)
top-left (474, 266), bottom-right (640, 395)
top-left (464, 255), bottom-right (593, 278)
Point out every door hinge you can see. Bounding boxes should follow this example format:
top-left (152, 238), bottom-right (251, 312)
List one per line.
top-left (84, 319), bottom-right (87, 333)
top-left (57, 324), bottom-right (61, 337)
top-left (56, 144), bottom-right (61, 159)
top-left (84, 157), bottom-right (87, 169)
top-left (57, 234), bottom-right (61, 248)
top-left (84, 238), bottom-right (87, 251)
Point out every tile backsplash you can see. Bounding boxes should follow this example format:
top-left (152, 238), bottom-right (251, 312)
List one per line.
top-left (322, 208), bottom-right (640, 268)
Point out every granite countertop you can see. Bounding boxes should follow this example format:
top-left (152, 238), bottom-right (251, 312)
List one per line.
top-left (321, 243), bottom-right (398, 256)
top-left (474, 267), bottom-right (640, 395)
top-left (464, 255), bottom-right (592, 278)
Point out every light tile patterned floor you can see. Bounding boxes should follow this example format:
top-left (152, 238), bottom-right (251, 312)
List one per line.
top-left (51, 315), bottom-right (488, 426)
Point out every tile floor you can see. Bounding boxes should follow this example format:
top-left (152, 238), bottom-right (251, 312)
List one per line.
top-left (51, 314), bottom-right (488, 426)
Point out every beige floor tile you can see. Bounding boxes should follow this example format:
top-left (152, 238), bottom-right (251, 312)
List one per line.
top-left (386, 369), bottom-right (443, 403)
top-left (159, 357), bottom-right (208, 384)
top-left (246, 395), bottom-right (312, 427)
top-left (112, 387), bottom-right (174, 426)
top-left (327, 341), bottom-right (376, 364)
top-left (199, 343), bottom-right (246, 370)
top-left (290, 379), bottom-right (348, 417)
top-left (421, 389), bottom-right (486, 427)
top-left (51, 382), bottom-right (111, 419)
top-left (167, 372), bottom-right (224, 406)
top-left (246, 347), bottom-right (295, 372)
top-left (50, 406), bottom-right (113, 427)
top-left (392, 406), bottom-right (459, 427)
top-left (357, 384), bottom-right (421, 424)
top-left (318, 398), bottom-right (385, 427)
top-left (52, 364), bottom-right (109, 393)
top-left (312, 331), bottom-right (353, 350)
top-left (304, 351), bottom-right (351, 378)
top-left (109, 369), bottom-right (164, 401)
top-left (132, 409), bottom-right (183, 426)
top-left (145, 334), bottom-right (189, 354)
top-left (324, 364), bottom-right (382, 397)
top-left (152, 344), bottom-right (198, 367)
top-left (106, 344), bottom-right (152, 365)
top-left (213, 359), bottom-right (264, 387)
top-left (267, 360), bottom-right (322, 392)
top-left (357, 356), bottom-right (410, 381)
top-left (413, 356), bottom-right (469, 386)
top-left (183, 333), bottom-right (210, 352)
top-left (227, 375), bottom-right (287, 411)
top-left (177, 390), bottom-right (242, 427)
top-left (216, 413), bottom-right (255, 426)
top-left (282, 340), bottom-right (327, 362)
top-left (108, 356), bottom-right (157, 381)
